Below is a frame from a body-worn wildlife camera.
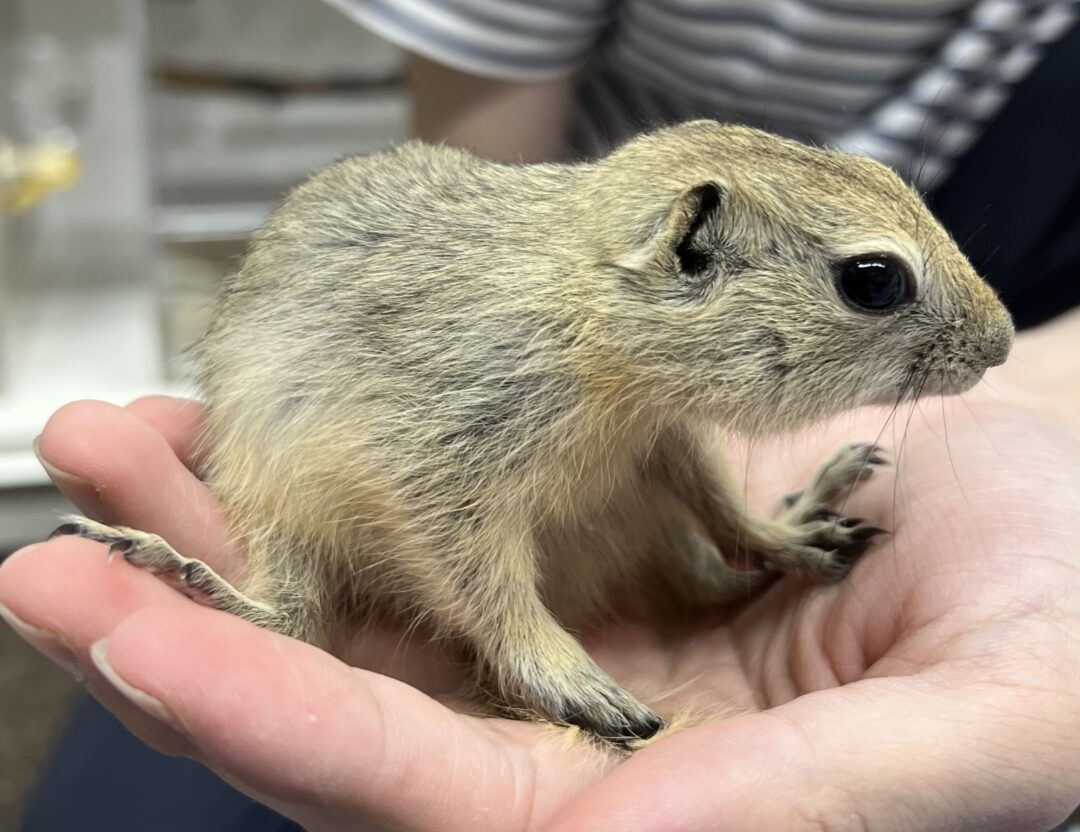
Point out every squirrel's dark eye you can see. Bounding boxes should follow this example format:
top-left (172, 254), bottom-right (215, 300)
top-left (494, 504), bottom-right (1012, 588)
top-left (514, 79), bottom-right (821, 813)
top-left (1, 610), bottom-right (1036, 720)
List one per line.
top-left (835, 254), bottom-right (915, 313)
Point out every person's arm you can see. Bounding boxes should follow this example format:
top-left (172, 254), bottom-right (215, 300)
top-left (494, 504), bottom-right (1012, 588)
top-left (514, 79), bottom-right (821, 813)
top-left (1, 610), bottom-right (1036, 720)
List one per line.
top-left (406, 53), bottom-right (574, 163)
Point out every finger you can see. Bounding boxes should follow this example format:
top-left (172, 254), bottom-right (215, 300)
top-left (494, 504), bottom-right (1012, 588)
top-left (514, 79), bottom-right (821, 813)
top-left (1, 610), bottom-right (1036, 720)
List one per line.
top-left (37, 399), bottom-right (242, 578)
top-left (125, 395), bottom-right (207, 472)
top-left (0, 539), bottom-right (201, 756)
top-left (94, 602), bottom-right (610, 832)
top-left (544, 669), bottom-right (1080, 832)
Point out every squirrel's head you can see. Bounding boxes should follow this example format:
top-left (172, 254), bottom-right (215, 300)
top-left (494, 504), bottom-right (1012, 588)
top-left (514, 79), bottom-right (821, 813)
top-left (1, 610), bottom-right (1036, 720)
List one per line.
top-left (581, 120), bottom-right (1013, 434)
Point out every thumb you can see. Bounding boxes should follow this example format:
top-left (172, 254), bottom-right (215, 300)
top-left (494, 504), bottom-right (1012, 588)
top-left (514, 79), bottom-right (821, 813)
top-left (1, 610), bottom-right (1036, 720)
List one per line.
top-left (93, 603), bottom-right (604, 831)
top-left (544, 670), bottom-right (1078, 832)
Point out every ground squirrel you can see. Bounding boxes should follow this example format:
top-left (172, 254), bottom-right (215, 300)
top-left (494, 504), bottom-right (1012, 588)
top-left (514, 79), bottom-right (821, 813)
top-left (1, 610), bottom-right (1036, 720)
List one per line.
top-left (59, 120), bottom-right (1014, 745)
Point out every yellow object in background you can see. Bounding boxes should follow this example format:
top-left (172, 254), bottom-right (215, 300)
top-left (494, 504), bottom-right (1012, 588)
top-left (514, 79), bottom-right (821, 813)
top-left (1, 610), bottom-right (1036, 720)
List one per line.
top-left (0, 142), bottom-right (80, 214)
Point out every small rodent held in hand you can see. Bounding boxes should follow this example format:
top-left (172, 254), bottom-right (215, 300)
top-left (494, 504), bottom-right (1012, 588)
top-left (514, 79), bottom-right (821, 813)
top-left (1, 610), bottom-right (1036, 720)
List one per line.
top-left (60, 120), bottom-right (1013, 745)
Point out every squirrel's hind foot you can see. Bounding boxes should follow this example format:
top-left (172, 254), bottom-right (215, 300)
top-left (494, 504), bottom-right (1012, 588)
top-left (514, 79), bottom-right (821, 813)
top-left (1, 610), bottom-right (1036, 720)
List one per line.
top-left (51, 515), bottom-right (283, 627)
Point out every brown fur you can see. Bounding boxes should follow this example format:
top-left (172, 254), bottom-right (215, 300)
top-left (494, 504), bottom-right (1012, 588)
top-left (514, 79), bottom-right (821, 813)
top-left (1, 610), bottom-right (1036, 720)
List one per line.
top-left (62, 121), bottom-right (1013, 743)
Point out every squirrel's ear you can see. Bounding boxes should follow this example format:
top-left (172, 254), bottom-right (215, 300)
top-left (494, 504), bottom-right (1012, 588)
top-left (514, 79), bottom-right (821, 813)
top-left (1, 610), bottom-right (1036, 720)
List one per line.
top-left (667, 182), bottom-right (726, 279)
top-left (613, 181), bottom-right (733, 285)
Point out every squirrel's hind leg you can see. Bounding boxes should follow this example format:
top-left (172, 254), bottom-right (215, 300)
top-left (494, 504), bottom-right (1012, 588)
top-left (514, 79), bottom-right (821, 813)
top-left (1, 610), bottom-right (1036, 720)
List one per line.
top-left (51, 515), bottom-right (306, 637)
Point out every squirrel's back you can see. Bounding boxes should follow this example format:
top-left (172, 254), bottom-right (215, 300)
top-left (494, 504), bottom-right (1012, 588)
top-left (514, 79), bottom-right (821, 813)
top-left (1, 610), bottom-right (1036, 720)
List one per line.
top-left (196, 143), bottom-right (615, 559)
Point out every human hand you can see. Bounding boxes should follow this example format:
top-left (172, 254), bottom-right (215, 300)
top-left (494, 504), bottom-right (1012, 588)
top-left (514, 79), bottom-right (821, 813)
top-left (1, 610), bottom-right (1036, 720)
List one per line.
top-left (2, 385), bottom-right (1079, 831)
top-left (995, 304), bottom-right (1080, 439)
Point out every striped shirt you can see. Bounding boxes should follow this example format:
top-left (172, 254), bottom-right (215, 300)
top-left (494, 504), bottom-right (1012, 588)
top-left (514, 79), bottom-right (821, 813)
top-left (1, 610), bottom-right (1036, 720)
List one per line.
top-left (324, 0), bottom-right (1077, 190)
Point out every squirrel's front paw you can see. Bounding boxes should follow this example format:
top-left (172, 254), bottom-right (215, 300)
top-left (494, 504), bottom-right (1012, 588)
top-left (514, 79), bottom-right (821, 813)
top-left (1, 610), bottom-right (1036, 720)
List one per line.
top-left (768, 516), bottom-right (889, 581)
top-left (765, 443), bottom-right (890, 580)
top-left (780, 442), bottom-right (888, 515)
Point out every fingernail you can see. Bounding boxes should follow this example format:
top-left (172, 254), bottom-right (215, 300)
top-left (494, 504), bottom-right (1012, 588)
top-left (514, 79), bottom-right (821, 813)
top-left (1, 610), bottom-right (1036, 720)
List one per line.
top-left (0, 600), bottom-right (83, 679)
top-left (90, 639), bottom-right (180, 730)
top-left (32, 435), bottom-right (108, 519)
top-left (32, 435), bottom-right (87, 487)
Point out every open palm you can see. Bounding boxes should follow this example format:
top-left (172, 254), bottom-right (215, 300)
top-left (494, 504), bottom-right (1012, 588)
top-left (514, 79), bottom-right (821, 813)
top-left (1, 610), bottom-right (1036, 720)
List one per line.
top-left (2, 386), bottom-right (1079, 831)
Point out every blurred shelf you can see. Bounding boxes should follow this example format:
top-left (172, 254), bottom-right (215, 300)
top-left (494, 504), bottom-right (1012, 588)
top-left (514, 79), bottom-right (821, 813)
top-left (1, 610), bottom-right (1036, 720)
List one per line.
top-left (0, 232), bottom-right (191, 490)
top-left (151, 85), bottom-right (408, 205)
top-left (153, 201), bottom-right (271, 242)
top-left (147, 0), bottom-right (404, 84)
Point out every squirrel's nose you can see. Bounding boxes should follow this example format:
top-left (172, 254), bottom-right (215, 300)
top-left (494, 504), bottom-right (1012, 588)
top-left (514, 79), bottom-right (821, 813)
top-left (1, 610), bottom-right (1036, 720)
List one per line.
top-left (980, 315), bottom-right (1014, 368)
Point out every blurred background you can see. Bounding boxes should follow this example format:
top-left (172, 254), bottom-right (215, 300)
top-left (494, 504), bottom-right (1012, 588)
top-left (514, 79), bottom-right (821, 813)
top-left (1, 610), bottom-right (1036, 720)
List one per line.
top-left (0, 0), bottom-right (406, 551)
top-left (1, 0), bottom-right (407, 824)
